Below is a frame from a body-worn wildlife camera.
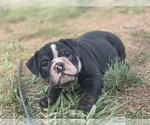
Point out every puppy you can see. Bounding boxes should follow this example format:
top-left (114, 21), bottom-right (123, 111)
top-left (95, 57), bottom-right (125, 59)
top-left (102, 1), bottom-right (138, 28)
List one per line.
top-left (26, 31), bottom-right (126, 113)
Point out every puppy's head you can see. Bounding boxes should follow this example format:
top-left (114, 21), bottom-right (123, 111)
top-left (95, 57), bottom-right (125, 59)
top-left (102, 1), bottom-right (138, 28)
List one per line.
top-left (26, 39), bottom-right (81, 89)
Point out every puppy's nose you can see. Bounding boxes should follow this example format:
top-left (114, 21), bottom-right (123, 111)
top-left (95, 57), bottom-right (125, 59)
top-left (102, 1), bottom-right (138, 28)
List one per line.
top-left (55, 62), bottom-right (65, 73)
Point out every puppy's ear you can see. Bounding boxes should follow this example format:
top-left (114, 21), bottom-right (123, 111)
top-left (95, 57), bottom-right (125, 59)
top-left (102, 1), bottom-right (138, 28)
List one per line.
top-left (60, 39), bottom-right (80, 57)
top-left (26, 51), bottom-right (40, 76)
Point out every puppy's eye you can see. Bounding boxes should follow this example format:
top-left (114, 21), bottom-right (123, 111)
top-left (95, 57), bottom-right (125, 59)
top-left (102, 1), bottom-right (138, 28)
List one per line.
top-left (42, 61), bottom-right (49, 67)
top-left (65, 52), bottom-right (71, 57)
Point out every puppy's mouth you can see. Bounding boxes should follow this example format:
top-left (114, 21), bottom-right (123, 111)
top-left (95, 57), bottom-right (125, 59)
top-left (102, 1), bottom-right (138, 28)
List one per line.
top-left (58, 73), bottom-right (77, 86)
top-left (49, 71), bottom-right (78, 89)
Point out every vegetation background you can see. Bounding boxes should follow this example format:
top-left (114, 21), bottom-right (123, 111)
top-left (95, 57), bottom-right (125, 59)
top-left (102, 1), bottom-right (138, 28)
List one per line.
top-left (0, 6), bottom-right (150, 120)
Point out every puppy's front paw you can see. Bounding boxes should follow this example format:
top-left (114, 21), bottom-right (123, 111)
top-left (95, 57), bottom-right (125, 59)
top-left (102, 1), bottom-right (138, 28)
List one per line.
top-left (38, 95), bottom-right (58, 108)
top-left (38, 97), bottom-right (48, 108)
top-left (71, 103), bottom-right (93, 113)
top-left (71, 96), bottom-right (94, 113)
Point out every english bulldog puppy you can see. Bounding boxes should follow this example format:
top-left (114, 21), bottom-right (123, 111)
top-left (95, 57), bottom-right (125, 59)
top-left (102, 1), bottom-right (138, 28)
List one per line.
top-left (26, 31), bottom-right (126, 113)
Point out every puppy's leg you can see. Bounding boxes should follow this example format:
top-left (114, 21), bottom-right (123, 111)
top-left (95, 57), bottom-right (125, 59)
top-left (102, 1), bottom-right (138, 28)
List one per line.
top-left (72, 75), bottom-right (103, 113)
top-left (38, 87), bottom-right (61, 108)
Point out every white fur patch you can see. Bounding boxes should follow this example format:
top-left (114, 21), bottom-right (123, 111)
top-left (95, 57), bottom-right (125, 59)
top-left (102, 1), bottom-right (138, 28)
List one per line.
top-left (50, 44), bottom-right (58, 59)
top-left (77, 57), bottom-right (82, 72)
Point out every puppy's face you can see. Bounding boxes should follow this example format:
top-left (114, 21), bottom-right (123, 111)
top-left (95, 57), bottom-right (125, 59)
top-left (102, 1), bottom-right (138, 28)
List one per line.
top-left (26, 39), bottom-right (81, 89)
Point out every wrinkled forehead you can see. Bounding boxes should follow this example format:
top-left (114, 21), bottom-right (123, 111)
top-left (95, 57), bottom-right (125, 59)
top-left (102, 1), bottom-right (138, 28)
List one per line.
top-left (51, 42), bottom-right (72, 51)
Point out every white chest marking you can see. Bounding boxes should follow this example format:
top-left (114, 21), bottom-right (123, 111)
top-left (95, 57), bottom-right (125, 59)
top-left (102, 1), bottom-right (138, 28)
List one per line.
top-left (50, 44), bottom-right (58, 59)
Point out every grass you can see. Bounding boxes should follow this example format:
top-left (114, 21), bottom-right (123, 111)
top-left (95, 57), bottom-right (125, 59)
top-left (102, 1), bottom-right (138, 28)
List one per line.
top-left (130, 30), bottom-right (150, 44)
top-left (103, 60), bottom-right (144, 95)
top-left (0, 6), bottom-right (150, 121)
top-left (0, 41), bottom-right (27, 53)
top-left (0, 7), bottom-right (90, 42)
top-left (116, 6), bottom-right (147, 14)
top-left (0, 41), bottom-right (28, 73)
top-left (47, 7), bottom-right (90, 23)
top-left (131, 50), bottom-right (150, 65)
top-left (130, 30), bottom-right (150, 65)
top-left (0, 7), bottom-right (90, 24)
top-left (0, 59), bottom-right (144, 120)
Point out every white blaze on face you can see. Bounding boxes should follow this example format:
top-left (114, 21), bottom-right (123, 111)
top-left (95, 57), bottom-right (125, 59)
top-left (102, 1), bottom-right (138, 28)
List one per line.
top-left (50, 44), bottom-right (58, 59)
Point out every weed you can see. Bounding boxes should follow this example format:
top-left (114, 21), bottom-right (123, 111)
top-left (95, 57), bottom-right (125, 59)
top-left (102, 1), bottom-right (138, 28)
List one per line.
top-left (103, 59), bottom-right (144, 95)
